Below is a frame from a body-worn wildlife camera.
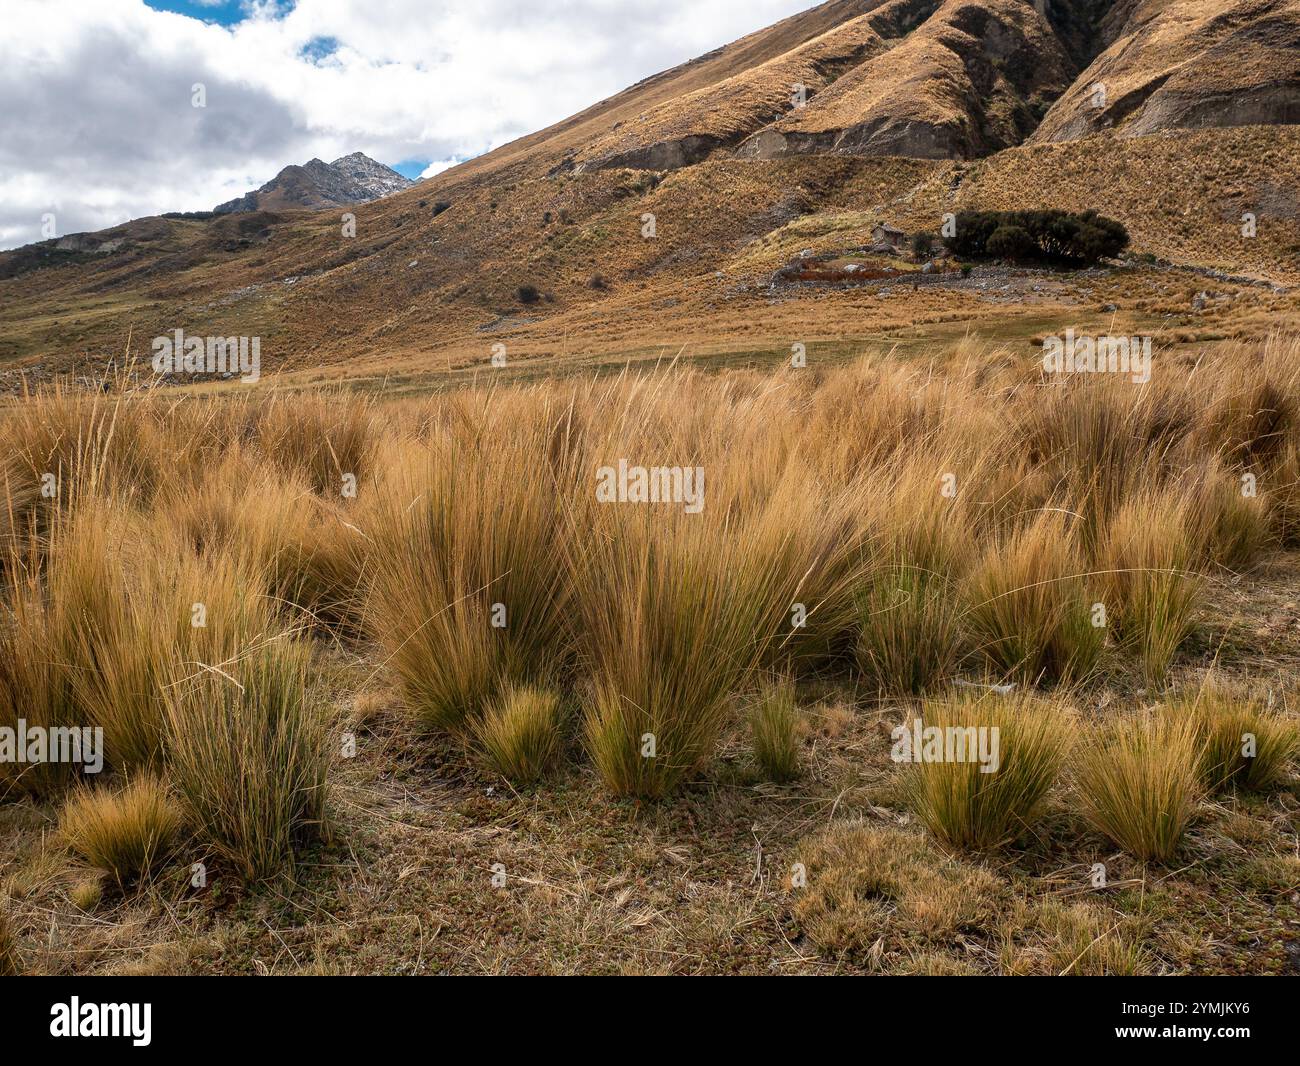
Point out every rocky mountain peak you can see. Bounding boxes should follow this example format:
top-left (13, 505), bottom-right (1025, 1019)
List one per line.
top-left (213, 152), bottom-right (413, 215)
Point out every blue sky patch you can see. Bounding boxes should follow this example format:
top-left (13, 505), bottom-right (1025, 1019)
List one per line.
top-left (299, 36), bottom-right (341, 63)
top-left (143, 2), bottom-right (294, 27)
top-left (392, 160), bottom-right (431, 181)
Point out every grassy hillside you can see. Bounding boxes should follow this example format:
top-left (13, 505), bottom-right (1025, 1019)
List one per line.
top-left (1033, 0), bottom-right (1300, 143)
top-left (3, 126), bottom-right (1297, 389)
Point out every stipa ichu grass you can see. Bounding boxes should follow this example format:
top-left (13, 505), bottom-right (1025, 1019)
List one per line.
top-left (1096, 490), bottom-right (1202, 684)
top-left (1075, 713), bottom-right (1203, 863)
top-left (1168, 683), bottom-right (1299, 793)
top-left (59, 775), bottom-right (182, 889)
top-left (904, 693), bottom-right (1074, 851)
top-left (366, 402), bottom-right (576, 734)
top-left (473, 685), bottom-right (564, 785)
top-left (748, 677), bottom-right (802, 783)
top-left (0, 333), bottom-right (1297, 822)
top-left (164, 618), bottom-right (331, 883)
top-left (965, 511), bottom-right (1102, 686)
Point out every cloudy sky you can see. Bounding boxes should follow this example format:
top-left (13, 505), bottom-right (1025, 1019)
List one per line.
top-left (0, 0), bottom-right (817, 249)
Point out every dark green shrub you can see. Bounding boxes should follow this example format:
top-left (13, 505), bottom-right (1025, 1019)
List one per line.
top-left (986, 224), bottom-right (1034, 260)
top-left (943, 209), bottom-right (1128, 264)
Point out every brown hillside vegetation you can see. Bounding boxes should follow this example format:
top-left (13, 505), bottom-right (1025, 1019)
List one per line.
top-left (2, 127), bottom-right (1299, 385)
top-left (737, 0), bottom-right (1077, 160)
top-left (1032, 0), bottom-right (1300, 143)
top-left (4, 0), bottom-right (1300, 384)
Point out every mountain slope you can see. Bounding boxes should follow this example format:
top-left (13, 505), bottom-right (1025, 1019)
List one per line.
top-left (1032, 0), bottom-right (1300, 142)
top-left (572, 5), bottom-right (897, 170)
top-left (1, 0), bottom-right (1298, 382)
top-left (439, 0), bottom-right (1299, 183)
top-left (736, 0), bottom-right (1078, 160)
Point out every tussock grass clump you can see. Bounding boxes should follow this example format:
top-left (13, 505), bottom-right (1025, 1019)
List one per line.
top-left (0, 503), bottom-right (286, 790)
top-left (1198, 360), bottom-right (1295, 468)
top-left (1075, 714), bottom-right (1203, 862)
top-left (0, 561), bottom-right (82, 798)
top-left (47, 505), bottom-right (176, 772)
top-left (854, 458), bottom-right (973, 694)
top-left (572, 374), bottom-right (853, 797)
top-left (79, 525), bottom-right (289, 774)
top-left (59, 776), bottom-right (182, 888)
top-left (255, 391), bottom-right (376, 496)
top-left (1011, 377), bottom-right (1193, 542)
top-left (1006, 898), bottom-right (1152, 976)
top-left (367, 408), bottom-right (574, 733)
top-left (165, 633), bottom-right (331, 882)
top-left (577, 485), bottom-right (818, 797)
top-left (0, 904), bottom-right (19, 976)
top-left (965, 513), bottom-right (1101, 685)
top-left (856, 563), bottom-right (963, 694)
top-left (162, 455), bottom-right (370, 630)
top-left (799, 359), bottom-right (956, 479)
top-left (269, 500), bottom-right (370, 630)
top-left (747, 472), bottom-right (867, 670)
top-left (1267, 441), bottom-right (1300, 548)
top-left (1096, 492), bottom-right (1202, 683)
top-left (579, 520), bottom-right (756, 798)
top-left (791, 824), bottom-right (1004, 962)
top-left (0, 899), bottom-right (19, 972)
top-left (473, 686), bottom-right (563, 785)
top-left (1171, 685), bottom-right (1299, 793)
top-left (1184, 460), bottom-right (1271, 571)
top-left (0, 505), bottom-right (168, 793)
top-left (0, 386), bottom-right (161, 545)
top-left (748, 678), bottom-right (801, 783)
top-left (0, 452), bottom-right (43, 562)
top-left (69, 879), bottom-right (104, 912)
top-left (905, 693), bottom-right (1073, 850)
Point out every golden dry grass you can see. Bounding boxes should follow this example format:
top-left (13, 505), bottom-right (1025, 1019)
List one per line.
top-left (0, 331), bottom-right (1297, 972)
top-left (790, 823), bottom-right (1007, 965)
top-left (165, 629), bottom-right (331, 883)
top-left (1171, 681), bottom-right (1300, 793)
top-left (965, 511), bottom-right (1103, 685)
top-left (473, 685), bottom-right (565, 785)
top-left (747, 676), bottom-right (802, 783)
top-left (0, 900), bottom-right (20, 975)
top-left (59, 775), bottom-right (182, 889)
top-left (905, 693), bottom-right (1074, 851)
top-left (1075, 714), bottom-right (1205, 863)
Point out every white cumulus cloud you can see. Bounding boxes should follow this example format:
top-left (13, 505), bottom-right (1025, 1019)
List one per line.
top-left (0, 0), bottom-right (816, 248)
